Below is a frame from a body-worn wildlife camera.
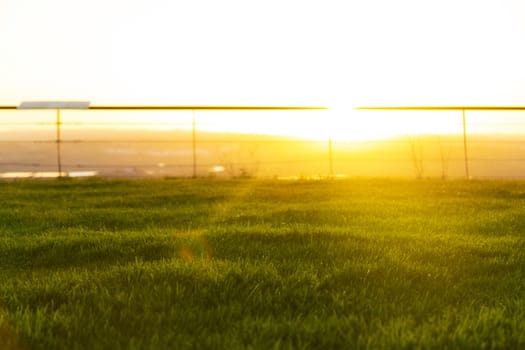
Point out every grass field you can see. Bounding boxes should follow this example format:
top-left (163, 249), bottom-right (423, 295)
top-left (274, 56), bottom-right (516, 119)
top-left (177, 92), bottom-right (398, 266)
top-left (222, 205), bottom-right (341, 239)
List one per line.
top-left (0, 178), bottom-right (524, 349)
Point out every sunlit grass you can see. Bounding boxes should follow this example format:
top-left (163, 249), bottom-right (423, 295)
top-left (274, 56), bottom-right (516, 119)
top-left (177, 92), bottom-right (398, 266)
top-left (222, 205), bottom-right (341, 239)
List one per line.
top-left (0, 178), bottom-right (524, 349)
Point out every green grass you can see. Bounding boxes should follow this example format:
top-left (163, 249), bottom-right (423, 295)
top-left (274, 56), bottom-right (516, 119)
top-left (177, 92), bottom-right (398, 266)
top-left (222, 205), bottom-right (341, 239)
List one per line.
top-left (1, 178), bottom-right (524, 349)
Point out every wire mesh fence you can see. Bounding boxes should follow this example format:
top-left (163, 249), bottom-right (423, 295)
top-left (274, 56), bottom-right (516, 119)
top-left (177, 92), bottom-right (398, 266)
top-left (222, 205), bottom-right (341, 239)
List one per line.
top-left (2, 108), bottom-right (525, 179)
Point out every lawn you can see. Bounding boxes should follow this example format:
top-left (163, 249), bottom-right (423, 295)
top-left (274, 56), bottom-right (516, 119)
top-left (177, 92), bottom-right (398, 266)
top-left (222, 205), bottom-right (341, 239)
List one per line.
top-left (0, 178), bottom-right (524, 349)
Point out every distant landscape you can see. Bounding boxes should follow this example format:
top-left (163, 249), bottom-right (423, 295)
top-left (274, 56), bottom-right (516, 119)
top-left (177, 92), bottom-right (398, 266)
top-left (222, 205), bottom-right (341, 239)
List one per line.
top-left (2, 128), bottom-right (525, 179)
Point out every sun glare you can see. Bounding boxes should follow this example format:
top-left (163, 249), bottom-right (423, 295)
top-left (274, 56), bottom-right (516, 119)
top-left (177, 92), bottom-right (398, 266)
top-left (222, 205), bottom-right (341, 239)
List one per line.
top-left (328, 109), bottom-right (464, 141)
top-left (1, 108), bottom-right (469, 142)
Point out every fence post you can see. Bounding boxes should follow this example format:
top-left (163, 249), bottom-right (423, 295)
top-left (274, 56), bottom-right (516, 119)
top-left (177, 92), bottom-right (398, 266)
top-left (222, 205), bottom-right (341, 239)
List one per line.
top-left (56, 108), bottom-right (62, 177)
top-left (462, 109), bottom-right (469, 178)
top-left (328, 136), bottom-right (334, 177)
top-left (192, 109), bottom-right (197, 178)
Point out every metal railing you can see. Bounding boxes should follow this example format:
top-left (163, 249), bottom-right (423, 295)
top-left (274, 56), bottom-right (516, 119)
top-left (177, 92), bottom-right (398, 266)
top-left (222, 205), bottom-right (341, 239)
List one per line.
top-left (0, 105), bottom-right (328, 179)
top-left (2, 105), bottom-right (525, 179)
top-left (357, 106), bottom-right (525, 179)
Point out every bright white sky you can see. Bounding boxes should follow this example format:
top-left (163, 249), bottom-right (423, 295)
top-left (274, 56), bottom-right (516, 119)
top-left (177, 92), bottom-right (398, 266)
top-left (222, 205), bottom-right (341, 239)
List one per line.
top-left (2, 0), bottom-right (525, 140)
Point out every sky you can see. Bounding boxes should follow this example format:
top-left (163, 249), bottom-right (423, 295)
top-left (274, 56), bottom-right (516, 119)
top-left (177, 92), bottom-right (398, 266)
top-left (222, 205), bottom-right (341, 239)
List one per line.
top-left (2, 0), bottom-right (525, 140)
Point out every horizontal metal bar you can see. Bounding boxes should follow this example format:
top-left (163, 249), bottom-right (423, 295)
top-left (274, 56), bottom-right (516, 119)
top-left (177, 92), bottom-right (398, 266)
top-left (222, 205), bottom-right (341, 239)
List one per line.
top-left (1, 105), bottom-right (327, 111)
top-left (88, 106), bottom-right (327, 110)
top-left (5, 139), bottom-right (525, 145)
top-left (6, 105), bottom-right (525, 111)
top-left (356, 106), bottom-right (525, 111)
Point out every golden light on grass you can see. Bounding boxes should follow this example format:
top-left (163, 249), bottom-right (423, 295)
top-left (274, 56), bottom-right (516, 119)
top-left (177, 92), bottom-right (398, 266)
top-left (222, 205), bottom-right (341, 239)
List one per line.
top-left (176, 231), bottom-right (213, 264)
top-left (0, 307), bottom-right (26, 350)
top-left (178, 246), bottom-right (196, 264)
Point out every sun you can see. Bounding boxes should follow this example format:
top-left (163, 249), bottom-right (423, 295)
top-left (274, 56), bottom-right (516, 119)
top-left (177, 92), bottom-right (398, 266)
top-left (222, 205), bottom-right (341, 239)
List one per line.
top-left (24, 106), bottom-right (466, 143)
top-left (325, 107), bottom-right (464, 141)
